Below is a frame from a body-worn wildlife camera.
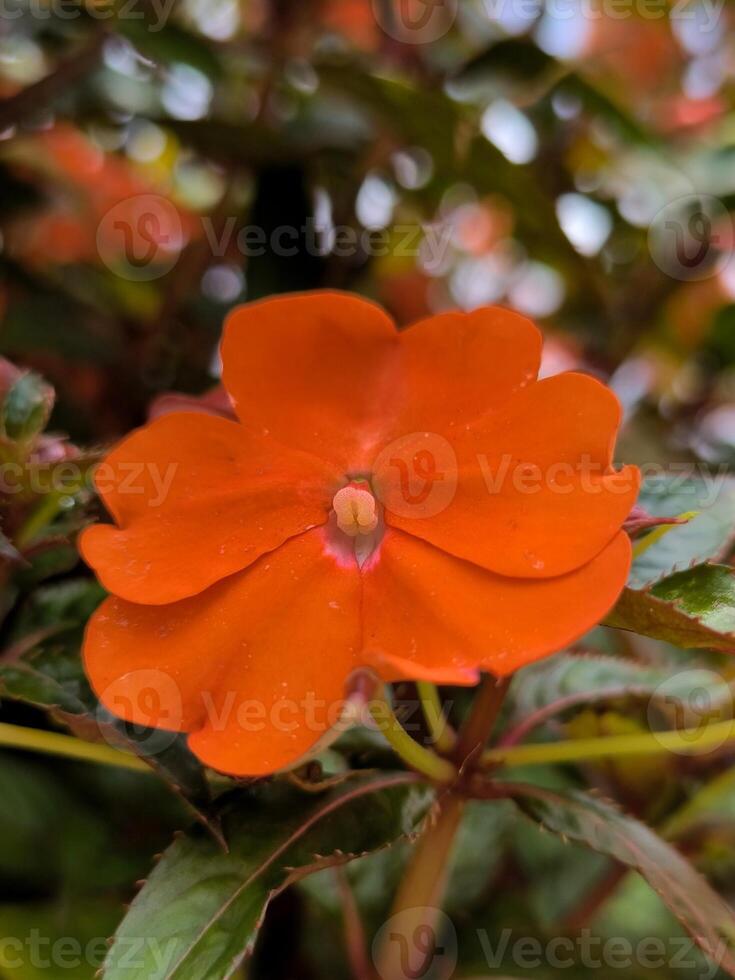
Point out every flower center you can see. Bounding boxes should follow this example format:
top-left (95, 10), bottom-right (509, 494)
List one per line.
top-left (332, 481), bottom-right (379, 537)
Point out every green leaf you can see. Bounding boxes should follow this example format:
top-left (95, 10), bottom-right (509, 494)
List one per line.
top-left (0, 754), bottom-right (70, 882)
top-left (0, 579), bottom-right (107, 714)
top-left (451, 39), bottom-right (654, 147)
top-left (664, 767), bottom-right (735, 842)
top-left (10, 579), bottom-right (106, 638)
top-left (103, 773), bottom-right (431, 980)
top-left (1, 371), bottom-right (54, 443)
top-left (15, 540), bottom-right (81, 585)
top-left (509, 653), bottom-right (730, 722)
top-left (0, 294), bottom-right (120, 365)
top-left (552, 73), bottom-right (656, 147)
top-left (464, 135), bottom-right (575, 259)
top-left (503, 783), bottom-right (735, 976)
top-left (317, 65), bottom-right (458, 172)
top-left (449, 38), bottom-right (559, 99)
top-left (0, 899), bottom-right (120, 980)
top-left (0, 650), bottom-right (93, 715)
top-left (118, 21), bottom-right (223, 80)
top-left (0, 528), bottom-right (23, 565)
top-left (0, 754), bottom-right (112, 891)
top-left (631, 475), bottom-right (735, 587)
top-left (511, 799), bottom-right (610, 928)
top-left (301, 797), bottom-right (515, 978)
top-left (444, 799), bottom-right (515, 911)
top-left (316, 63), bottom-right (579, 266)
top-left (708, 303), bottom-right (735, 365)
top-left (606, 563), bottom-right (735, 652)
top-left (160, 119), bottom-right (292, 166)
top-left (0, 649), bottom-right (214, 829)
top-left (0, 581), bottom-right (213, 831)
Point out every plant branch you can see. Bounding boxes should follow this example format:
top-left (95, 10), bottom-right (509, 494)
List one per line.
top-left (483, 718), bottom-right (735, 769)
top-left (0, 29), bottom-right (107, 131)
top-left (0, 721), bottom-right (151, 773)
top-left (14, 492), bottom-right (66, 548)
top-left (335, 867), bottom-right (373, 980)
top-left (375, 673), bottom-right (511, 978)
top-left (498, 686), bottom-right (646, 748)
top-left (373, 790), bottom-right (465, 980)
top-left (369, 692), bottom-right (457, 784)
top-left (454, 674), bottom-right (511, 768)
top-left (416, 680), bottom-right (455, 755)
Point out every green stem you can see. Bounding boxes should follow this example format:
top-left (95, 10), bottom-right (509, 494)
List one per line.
top-left (632, 511), bottom-right (698, 558)
top-left (483, 717), bottom-right (735, 769)
top-left (374, 792), bottom-right (465, 980)
top-left (5, 705), bottom-right (725, 784)
top-left (0, 721), bottom-right (151, 773)
top-left (335, 867), bottom-right (373, 980)
top-left (375, 674), bottom-right (511, 977)
top-left (454, 675), bottom-right (511, 767)
top-left (15, 492), bottom-right (64, 548)
top-left (416, 680), bottom-right (455, 755)
top-left (369, 694), bottom-right (457, 784)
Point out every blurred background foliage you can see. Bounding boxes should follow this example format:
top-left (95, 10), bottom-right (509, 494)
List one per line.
top-left (0, 0), bottom-right (735, 977)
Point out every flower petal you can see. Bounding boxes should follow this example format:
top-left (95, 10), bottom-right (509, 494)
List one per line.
top-left (221, 291), bottom-right (398, 471)
top-left (394, 306), bottom-right (542, 434)
top-left (363, 529), bottom-right (632, 679)
top-left (84, 532), bottom-right (361, 776)
top-left (378, 373), bottom-right (640, 578)
top-left (80, 412), bottom-right (340, 604)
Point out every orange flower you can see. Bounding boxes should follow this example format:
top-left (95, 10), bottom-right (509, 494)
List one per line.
top-left (6, 124), bottom-right (197, 268)
top-left (321, 0), bottom-right (381, 49)
top-left (81, 292), bottom-right (639, 776)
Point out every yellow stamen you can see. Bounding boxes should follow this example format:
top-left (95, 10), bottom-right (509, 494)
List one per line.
top-left (333, 484), bottom-right (379, 537)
